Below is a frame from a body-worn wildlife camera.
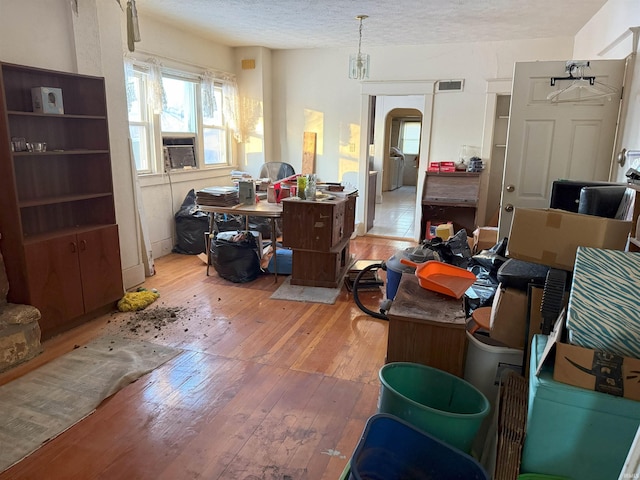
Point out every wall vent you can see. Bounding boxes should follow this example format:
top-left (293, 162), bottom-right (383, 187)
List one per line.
top-left (436, 80), bottom-right (464, 92)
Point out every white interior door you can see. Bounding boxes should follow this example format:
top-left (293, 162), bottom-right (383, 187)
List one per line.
top-left (498, 60), bottom-right (625, 238)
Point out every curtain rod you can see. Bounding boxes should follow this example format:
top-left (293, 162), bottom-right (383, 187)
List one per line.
top-left (125, 49), bottom-right (235, 79)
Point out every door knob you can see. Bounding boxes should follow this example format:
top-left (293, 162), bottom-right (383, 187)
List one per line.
top-left (617, 148), bottom-right (627, 167)
top-left (506, 184), bottom-right (515, 192)
top-left (504, 204), bottom-right (514, 212)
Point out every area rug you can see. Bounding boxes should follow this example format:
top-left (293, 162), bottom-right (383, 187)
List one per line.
top-left (270, 276), bottom-right (343, 304)
top-left (0, 335), bottom-right (182, 473)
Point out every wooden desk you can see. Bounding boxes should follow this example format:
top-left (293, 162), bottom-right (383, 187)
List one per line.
top-left (387, 273), bottom-right (468, 377)
top-left (199, 202), bottom-right (283, 281)
top-left (421, 172), bottom-right (480, 239)
top-left (281, 195), bottom-right (356, 288)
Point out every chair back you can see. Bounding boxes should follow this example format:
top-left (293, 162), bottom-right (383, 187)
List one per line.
top-left (259, 162), bottom-right (295, 181)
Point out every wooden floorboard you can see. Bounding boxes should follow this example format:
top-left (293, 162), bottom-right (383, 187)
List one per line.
top-left (0, 236), bottom-right (414, 479)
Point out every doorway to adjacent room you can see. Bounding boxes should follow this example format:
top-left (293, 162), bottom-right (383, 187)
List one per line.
top-left (368, 108), bottom-right (421, 238)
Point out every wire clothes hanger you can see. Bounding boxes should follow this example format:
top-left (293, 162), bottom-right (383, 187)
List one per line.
top-left (547, 63), bottom-right (619, 103)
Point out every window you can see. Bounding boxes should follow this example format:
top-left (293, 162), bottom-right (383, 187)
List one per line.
top-left (125, 62), bottom-right (236, 174)
top-left (400, 121), bottom-right (421, 155)
top-left (161, 76), bottom-right (196, 133)
top-left (126, 70), bottom-right (153, 173)
top-left (202, 87), bottom-right (227, 166)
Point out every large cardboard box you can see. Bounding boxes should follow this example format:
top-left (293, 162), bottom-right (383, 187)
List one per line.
top-left (554, 341), bottom-right (640, 401)
top-left (537, 311), bottom-right (640, 401)
top-left (507, 208), bottom-right (631, 271)
top-left (473, 226), bottom-right (498, 253)
top-left (489, 285), bottom-right (528, 349)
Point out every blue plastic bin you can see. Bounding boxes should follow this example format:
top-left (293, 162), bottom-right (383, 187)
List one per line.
top-left (349, 414), bottom-right (488, 480)
top-left (267, 247), bottom-right (292, 274)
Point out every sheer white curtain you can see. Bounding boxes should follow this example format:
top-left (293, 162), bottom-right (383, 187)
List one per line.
top-left (221, 77), bottom-right (241, 142)
top-left (146, 57), bottom-right (165, 115)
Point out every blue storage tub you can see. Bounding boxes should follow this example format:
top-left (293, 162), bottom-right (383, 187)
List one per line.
top-left (267, 247), bottom-right (292, 274)
top-left (349, 413), bottom-right (488, 480)
top-left (520, 334), bottom-right (640, 479)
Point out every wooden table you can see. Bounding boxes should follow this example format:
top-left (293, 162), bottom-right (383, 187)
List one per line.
top-left (386, 273), bottom-right (468, 377)
top-left (199, 202), bottom-right (283, 281)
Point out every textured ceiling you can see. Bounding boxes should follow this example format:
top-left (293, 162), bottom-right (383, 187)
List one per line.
top-left (135, 0), bottom-right (608, 50)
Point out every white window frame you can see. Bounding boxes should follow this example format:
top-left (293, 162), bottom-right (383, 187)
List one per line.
top-left (400, 120), bottom-right (422, 155)
top-left (127, 67), bottom-right (156, 174)
top-left (200, 82), bottom-right (230, 168)
top-left (126, 63), bottom-right (235, 175)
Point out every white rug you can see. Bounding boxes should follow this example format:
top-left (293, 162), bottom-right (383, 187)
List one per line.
top-left (270, 276), bottom-right (343, 304)
top-left (0, 335), bottom-right (182, 473)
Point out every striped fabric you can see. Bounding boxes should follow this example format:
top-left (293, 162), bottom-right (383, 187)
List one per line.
top-left (567, 247), bottom-right (640, 359)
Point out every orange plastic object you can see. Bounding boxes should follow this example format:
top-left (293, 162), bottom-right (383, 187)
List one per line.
top-left (400, 259), bottom-right (476, 299)
top-left (468, 306), bottom-right (492, 333)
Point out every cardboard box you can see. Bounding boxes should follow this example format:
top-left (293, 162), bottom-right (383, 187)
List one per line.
top-left (427, 162), bottom-right (440, 172)
top-left (507, 208), bottom-right (631, 271)
top-left (537, 311), bottom-right (640, 401)
top-left (472, 226), bottom-right (499, 253)
top-left (31, 86), bottom-right (64, 114)
top-left (554, 341), bottom-right (640, 401)
top-left (489, 284), bottom-right (528, 349)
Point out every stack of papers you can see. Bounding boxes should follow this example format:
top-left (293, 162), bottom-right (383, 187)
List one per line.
top-left (230, 170), bottom-right (253, 182)
top-left (196, 186), bottom-right (238, 206)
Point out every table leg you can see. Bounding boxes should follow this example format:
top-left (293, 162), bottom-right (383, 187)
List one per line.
top-left (271, 218), bottom-right (278, 283)
top-left (206, 212), bottom-right (215, 276)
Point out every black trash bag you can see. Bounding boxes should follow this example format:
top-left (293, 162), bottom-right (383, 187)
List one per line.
top-left (428, 229), bottom-right (473, 268)
top-left (463, 247), bottom-right (508, 317)
top-left (488, 236), bottom-right (508, 257)
top-left (210, 231), bottom-right (262, 283)
top-left (248, 216), bottom-right (281, 240)
top-left (214, 213), bottom-right (281, 240)
top-left (470, 250), bottom-right (508, 278)
top-left (464, 279), bottom-right (498, 318)
top-left (173, 189), bottom-right (209, 254)
top-left (214, 213), bottom-right (245, 232)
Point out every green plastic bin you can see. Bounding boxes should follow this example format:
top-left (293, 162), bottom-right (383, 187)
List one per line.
top-left (378, 362), bottom-right (490, 453)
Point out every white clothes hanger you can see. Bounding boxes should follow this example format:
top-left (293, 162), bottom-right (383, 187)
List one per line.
top-left (547, 64), bottom-right (619, 103)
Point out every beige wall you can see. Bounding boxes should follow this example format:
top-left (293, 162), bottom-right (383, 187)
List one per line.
top-left (1, 0), bottom-right (636, 272)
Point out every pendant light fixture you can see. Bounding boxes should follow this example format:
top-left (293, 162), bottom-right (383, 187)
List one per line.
top-left (349, 15), bottom-right (370, 80)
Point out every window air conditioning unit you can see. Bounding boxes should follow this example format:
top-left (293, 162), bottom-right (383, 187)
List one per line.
top-left (436, 80), bottom-right (464, 92)
top-left (163, 136), bottom-right (196, 170)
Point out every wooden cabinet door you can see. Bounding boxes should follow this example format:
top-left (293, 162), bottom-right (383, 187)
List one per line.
top-left (24, 234), bottom-right (84, 335)
top-left (78, 225), bottom-right (123, 312)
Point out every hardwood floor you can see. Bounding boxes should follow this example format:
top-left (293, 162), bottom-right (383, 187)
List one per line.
top-left (0, 236), bottom-right (414, 480)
